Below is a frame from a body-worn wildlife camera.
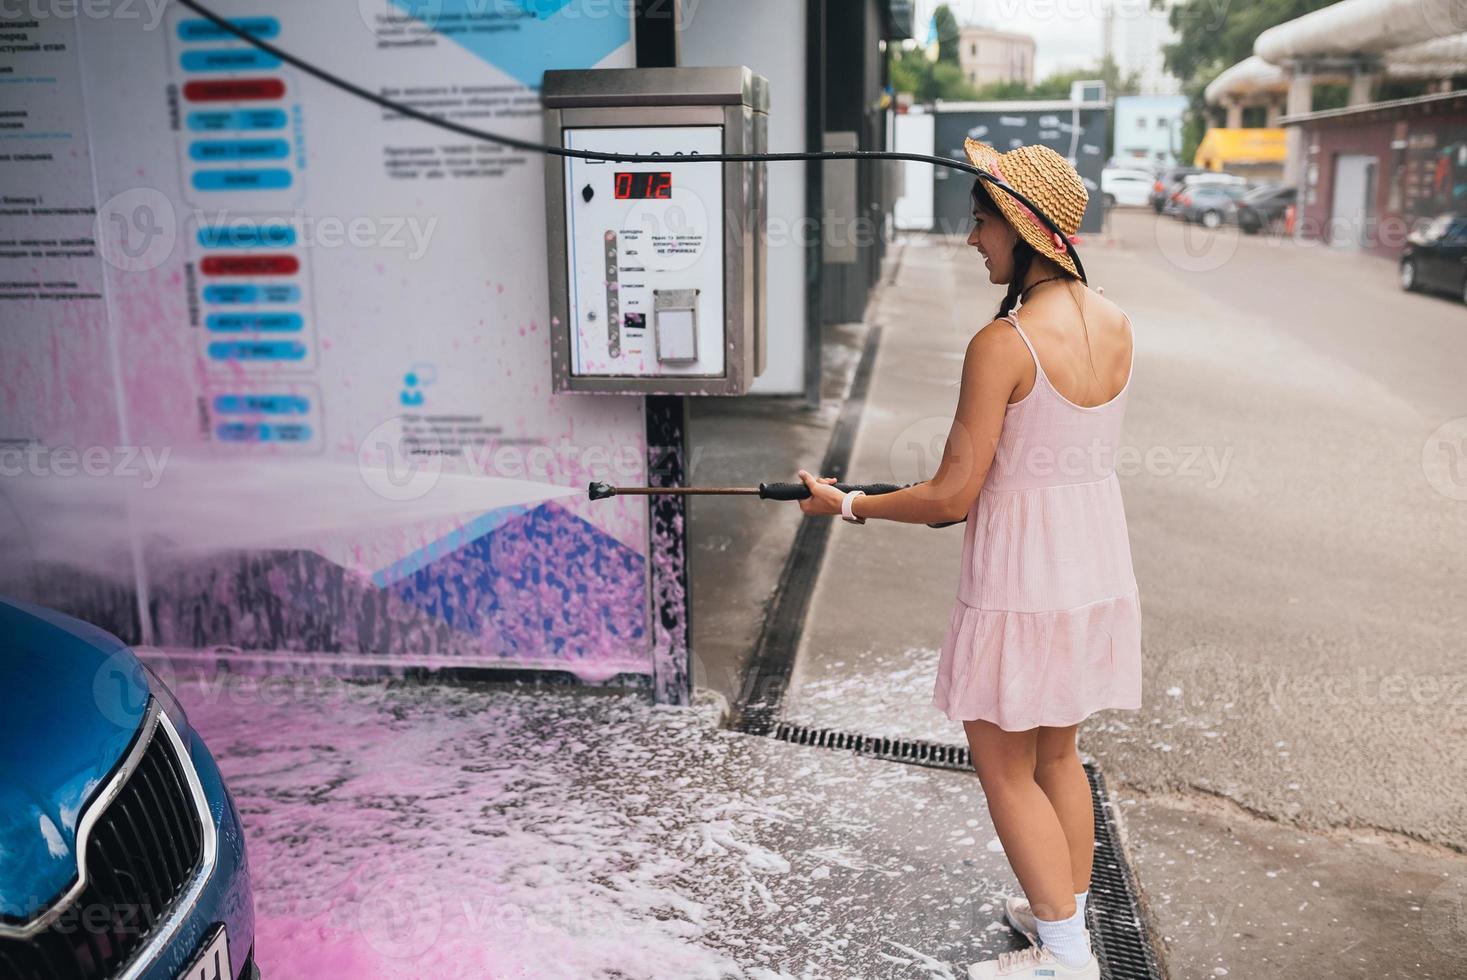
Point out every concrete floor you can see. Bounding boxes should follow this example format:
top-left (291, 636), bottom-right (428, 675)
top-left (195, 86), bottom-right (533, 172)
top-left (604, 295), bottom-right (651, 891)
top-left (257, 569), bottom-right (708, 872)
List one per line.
top-left (1094, 210), bottom-right (1467, 851)
top-left (686, 320), bottom-right (870, 711)
top-left (179, 675), bottom-right (1035, 979)
top-left (170, 212), bottom-right (1467, 979)
top-left (762, 210), bottom-right (1467, 978)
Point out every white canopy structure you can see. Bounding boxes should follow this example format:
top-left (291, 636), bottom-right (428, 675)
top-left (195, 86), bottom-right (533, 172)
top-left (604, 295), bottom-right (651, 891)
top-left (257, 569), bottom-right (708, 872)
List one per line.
top-left (1205, 39), bottom-right (1467, 106)
top-left (1201, 0), bottom-right (1467, 182)
top-left (1254, 0), bottom-right (1467, 62)
top-left (1385, 32), bottom-right (1467, 77)
top-left (1204, 56), bottom-right (1349, 105)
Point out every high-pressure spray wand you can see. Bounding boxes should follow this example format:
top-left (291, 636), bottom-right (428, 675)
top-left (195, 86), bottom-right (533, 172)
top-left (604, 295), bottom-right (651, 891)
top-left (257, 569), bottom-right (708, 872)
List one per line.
top-left (587, 481), bottom-right (965, 527)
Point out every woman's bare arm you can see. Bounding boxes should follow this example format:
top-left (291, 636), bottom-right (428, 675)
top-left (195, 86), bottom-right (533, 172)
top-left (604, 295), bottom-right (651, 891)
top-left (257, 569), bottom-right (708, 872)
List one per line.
top-left (798, 319), bottom-right (1021, 524)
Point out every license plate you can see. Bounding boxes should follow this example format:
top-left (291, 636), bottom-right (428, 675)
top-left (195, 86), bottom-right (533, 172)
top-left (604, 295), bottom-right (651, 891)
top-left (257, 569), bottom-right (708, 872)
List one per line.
top-left (179, 926), bottom-right (231, 980)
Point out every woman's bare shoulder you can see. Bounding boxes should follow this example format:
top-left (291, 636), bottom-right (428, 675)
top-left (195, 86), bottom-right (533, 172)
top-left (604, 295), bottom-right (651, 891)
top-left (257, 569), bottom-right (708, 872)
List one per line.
top-left (1080, 286), bottom-right (1130, 327)
top-left (962, 316), bottom-right (1035, 391)
top-left (969, 314), bottom-right (1025, 355)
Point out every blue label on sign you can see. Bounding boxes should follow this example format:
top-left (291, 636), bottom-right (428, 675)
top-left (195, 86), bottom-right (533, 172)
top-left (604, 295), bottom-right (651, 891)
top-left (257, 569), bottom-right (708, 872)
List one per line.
top-left (177, 17), bottom-right (280, 41)
top-left (216, 422), bottom-right (313, 443)
top-left (196, 223), bottom-right (296, 248)
top-left (208, 341), bottom-right (307, 361)
top-left (206, 312), bottom-right (304, 332)
top-left (180, 49), bottom-right (282, 72)
top-left (213, 394), bottom-right (311, 415)
top-left (189, 139), bottom-right (291, 163)
top-left (187, 109), bottom-right (288, 132)
top-left (192, 169), bottom-right (293, 191)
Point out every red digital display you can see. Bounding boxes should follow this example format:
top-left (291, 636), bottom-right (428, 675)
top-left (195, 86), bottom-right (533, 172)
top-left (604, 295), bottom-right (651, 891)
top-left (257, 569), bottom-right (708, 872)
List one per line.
top-left (614, 172), bottom-right (673, 199)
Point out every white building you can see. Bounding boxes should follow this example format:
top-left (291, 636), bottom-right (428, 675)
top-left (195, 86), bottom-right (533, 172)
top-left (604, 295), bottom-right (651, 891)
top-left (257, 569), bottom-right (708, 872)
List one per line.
top-left (1103, 1), bottom-right (1181, 95)
top-left (957, 26), bottom-right (1036, 88)
top-left (1113, 94), bottom-right (1190, 166)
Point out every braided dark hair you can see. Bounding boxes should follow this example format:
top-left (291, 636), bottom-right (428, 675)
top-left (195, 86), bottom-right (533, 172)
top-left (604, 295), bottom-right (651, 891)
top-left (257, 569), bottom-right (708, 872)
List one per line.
top-left (970, 178), bottom-right (1071, 318)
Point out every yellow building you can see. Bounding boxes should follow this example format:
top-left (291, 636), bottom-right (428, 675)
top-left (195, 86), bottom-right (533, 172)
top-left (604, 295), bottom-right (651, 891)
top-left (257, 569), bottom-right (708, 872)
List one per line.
top-left (1195, 127), bottom-right (1288, 180)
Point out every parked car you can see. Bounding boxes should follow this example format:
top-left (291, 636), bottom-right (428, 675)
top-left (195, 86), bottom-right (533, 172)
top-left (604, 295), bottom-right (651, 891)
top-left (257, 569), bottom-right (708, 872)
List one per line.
top-left (1236, 183), bottom-right (1296, 234)
top-left (1148, 165), bottom-right (1204, 213)
top-left (1183, 171), bottom-right (1249, 189)
top-left (1401, 213), bottom-right (1467, 303)
top-left (1101, 167), bottom-right (1155, 208)
top-left (1163, 171), bottom-right (1251, 215)
top-left (1176, 184), bottom-right (1250, 227)
top-left (0, 597), bottom-right (257, 980)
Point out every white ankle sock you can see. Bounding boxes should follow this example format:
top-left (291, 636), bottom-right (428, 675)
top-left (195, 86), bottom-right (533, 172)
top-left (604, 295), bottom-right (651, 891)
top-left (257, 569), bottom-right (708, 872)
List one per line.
top-left (1035, 906), bottom-right (1091, 969)
top-left (1074, 890), bottom-right (1088, 920)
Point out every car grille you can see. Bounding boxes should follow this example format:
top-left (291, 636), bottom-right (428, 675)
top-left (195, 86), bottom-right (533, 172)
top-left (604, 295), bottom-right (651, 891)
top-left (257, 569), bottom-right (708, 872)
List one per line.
top-left (0, 713), bottom-right (205, 980)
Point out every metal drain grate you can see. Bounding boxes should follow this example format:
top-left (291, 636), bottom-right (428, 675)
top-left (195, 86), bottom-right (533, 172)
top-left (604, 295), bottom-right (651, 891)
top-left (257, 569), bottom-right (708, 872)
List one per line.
top-left (769, 722), bottom-right (1167, 980)
top-left (1084, 764), bottom-right (1168, 980)
top-left (772, 721), bottom-right (973, 770)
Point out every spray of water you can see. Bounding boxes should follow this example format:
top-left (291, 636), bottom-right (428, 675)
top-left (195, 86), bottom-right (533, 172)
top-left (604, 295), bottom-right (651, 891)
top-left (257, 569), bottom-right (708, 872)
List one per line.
top-left (0, 459), bottom-right (581, 584)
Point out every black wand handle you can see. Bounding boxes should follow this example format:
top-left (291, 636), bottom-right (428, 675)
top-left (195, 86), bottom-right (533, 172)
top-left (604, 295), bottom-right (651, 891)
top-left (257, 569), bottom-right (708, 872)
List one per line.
top-left (757, 480), bottom-right (966, 528)
top-left (757, 481), bottom-right (905, 501)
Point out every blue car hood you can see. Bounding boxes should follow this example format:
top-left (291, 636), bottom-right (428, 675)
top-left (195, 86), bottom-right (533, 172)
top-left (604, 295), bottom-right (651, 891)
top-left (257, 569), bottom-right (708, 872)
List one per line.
top-left (0, 597), bottom-right (149, 923)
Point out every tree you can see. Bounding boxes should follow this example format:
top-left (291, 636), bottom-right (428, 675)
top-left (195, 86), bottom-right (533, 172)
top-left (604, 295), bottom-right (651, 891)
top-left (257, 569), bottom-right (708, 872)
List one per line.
top-left (1156, 0), bottom-right (1336, 163)
top-left (1097, 55), bottom-right (1142, 99)
top-left (1160, 0), bottom-right (1334, 85)
top-left (970, 61), bottom-right (1140, 102)
top-left (934, 4), bottom-right (962, 64)
top-left (889, 41), bottom-right (980, 102)
top-left (889, 42), bottom-right (931, 97)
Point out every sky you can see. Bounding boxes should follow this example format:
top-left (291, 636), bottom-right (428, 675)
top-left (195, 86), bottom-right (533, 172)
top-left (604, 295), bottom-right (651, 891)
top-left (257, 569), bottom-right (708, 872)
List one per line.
top-left (911, 0), bottom-right (1113, 81)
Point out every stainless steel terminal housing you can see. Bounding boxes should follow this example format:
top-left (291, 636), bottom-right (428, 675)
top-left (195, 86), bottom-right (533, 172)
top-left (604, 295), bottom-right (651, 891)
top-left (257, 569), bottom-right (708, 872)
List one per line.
top-left (543, 66), bottom-right (769, 395)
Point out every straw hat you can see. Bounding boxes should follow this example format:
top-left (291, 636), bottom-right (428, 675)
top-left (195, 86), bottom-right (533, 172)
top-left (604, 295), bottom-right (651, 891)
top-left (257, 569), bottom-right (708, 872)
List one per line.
top-left (963, 138), bottom-right (1087, 279)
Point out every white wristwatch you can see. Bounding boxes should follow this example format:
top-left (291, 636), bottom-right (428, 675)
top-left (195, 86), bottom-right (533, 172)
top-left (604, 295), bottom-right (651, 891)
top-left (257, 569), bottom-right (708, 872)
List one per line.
top-left (841, 489), bottom-right (866, 524)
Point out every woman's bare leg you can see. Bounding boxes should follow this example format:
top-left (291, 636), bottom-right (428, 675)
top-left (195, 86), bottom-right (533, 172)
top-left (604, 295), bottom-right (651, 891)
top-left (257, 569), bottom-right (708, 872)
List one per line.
top-left (964, 718), bottom-right (1077, 921)
top-left (1034, 724), bottom-right (1094, 895)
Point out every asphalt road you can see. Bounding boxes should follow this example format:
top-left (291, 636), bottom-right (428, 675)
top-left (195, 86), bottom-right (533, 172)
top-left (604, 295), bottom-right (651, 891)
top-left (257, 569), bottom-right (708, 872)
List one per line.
top-left (1081, 208), bottom-right (1467, 851)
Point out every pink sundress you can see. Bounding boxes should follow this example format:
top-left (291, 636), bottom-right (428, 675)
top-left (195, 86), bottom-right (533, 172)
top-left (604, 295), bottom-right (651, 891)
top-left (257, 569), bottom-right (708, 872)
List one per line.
top-left (931, 305), bottom-right (1143, 731)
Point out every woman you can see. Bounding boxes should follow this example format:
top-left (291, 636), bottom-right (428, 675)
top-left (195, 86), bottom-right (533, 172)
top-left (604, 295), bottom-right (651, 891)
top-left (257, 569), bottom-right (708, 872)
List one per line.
top-left (794, 139), bottom-right (1141, 979)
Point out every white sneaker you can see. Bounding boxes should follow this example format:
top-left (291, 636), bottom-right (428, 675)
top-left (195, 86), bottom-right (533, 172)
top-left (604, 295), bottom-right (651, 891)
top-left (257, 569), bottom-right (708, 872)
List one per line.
top-left (966, 944), bottom-right (1099, 979)
top-left (1002, 895), bottom-right (1090, 947)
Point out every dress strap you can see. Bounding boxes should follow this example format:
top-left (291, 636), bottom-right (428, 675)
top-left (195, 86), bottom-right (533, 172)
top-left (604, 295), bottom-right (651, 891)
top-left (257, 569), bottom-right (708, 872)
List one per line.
top-left (1119, 310), bottom-right (1136, 390)
top-left (1003, 307), bottom-right (1045, 381)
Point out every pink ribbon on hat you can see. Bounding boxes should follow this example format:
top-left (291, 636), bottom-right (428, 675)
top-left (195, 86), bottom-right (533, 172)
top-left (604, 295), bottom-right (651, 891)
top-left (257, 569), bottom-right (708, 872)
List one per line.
top-left (989, 159), bottom-right (1070, 255)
